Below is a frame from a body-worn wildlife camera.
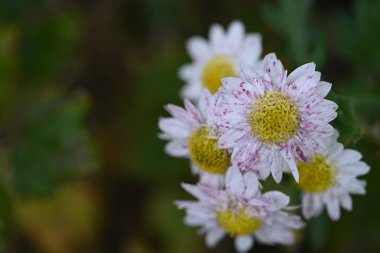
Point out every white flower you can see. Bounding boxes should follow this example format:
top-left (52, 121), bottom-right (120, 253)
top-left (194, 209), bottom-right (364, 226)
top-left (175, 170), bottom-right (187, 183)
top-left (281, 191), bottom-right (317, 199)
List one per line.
top-left (298, 130), bottom-right (369, 221)
top-left (158, 89), bottom-right (231, 185)
top-left (176, 167), bottom-right (304, 252)
top-left (179, 20), bottom-right (262, 100)
top-left (215, 53), bottom-right (338, 183)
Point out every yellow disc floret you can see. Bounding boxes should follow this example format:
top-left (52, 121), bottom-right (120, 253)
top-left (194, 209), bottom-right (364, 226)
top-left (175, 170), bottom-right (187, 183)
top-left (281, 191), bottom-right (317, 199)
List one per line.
top-left (248, 91), bottom-right (299, 144)
top-left (188, 127), bottom-right (230, 174)
top-left (216, 208), bottom-right (261, 236)
top-left (297, 154), bottom-right (336, 193)
top-left (201, 55), bottom-right (237, 93)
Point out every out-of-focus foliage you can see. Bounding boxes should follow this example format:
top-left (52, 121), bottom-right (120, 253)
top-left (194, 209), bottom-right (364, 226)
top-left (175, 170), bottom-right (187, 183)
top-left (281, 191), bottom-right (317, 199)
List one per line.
top-left (0, 0), bottom-right (378, 252)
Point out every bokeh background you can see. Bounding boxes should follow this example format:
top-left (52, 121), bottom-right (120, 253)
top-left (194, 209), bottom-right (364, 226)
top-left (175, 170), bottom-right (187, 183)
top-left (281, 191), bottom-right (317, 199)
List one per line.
top-left (0, 0), bottom-right (379, 252)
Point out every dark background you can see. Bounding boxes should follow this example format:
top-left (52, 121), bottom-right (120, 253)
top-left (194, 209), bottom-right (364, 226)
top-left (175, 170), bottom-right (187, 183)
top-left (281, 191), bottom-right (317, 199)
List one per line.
top-left (0, 0), bottom-right (379, 252)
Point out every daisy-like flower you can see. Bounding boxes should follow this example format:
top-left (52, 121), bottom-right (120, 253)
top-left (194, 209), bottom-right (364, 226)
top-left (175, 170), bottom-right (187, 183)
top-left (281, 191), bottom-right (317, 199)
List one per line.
top-left (216, 53), bottom-right (338, 183)
top-left (159, 89), bottom-right (232, 182)
top-left (176, 166), bottom-right (304, 252)
top-left (297, 131), bottom-right (369, 220)
top-left (179, 20), bottom-right (262, 100)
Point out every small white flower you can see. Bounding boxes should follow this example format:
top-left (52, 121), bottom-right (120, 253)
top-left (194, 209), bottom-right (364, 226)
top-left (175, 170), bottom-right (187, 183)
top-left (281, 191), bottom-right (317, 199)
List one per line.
top-left (179, 20), bottom-right (262, 100)
top-left (215, 53), bottom-right (338, 183)
top-left (158, 90), bottom-right (231, 185)
top-left (298, 130), bottom-right (370, 221)
top-left (176, 167), bottom-right (304, 252)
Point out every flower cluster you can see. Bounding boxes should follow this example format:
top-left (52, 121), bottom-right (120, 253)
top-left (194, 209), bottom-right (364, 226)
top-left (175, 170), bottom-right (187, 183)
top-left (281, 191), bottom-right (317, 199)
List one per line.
top-left (158, 21), bottom-right (370, 252)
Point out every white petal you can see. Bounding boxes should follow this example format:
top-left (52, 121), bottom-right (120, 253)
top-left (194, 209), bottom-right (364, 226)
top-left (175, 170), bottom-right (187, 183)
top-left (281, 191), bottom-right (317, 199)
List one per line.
top-left (240, 34), bottom-right (262, 65)
top-left (263, 191), bottom-right (290, 211)
top-left (209, 23), bottom-right (224, 51)
top-left (340, 162), bottom-right (370, 175)
top-left (226, 21), bottom-right (244, 52)
top-left (186, 37), bottom-right (210, 61)
top-left (325, 192), bottom-right (341, 221)
top-left (180, 81), bottom-right (203, 100)
top-left (165, 141), bottom-right (188, 157)
top-left (340, 193), bottom-right (353, 211)
top-left (336, 149), bottom-right (363, 165)
top-left (206, 228), bottom-right (225, 247)
top-left (286, 63), bottom-right (316, 84)
top-left (226, 166), bottom-right (245, 197)
top-left (234, 235), bottom-right (254, 253)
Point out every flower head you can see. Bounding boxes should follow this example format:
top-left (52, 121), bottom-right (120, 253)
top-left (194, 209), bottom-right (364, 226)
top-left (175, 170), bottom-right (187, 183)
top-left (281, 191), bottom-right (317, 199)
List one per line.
top-left (179, 21), bottom-right (262, 100)
top-left (159, 89), bottom-right (232, 185)
top-left (215, 53), bottom-right (338, 183)
top-left (298, 131), bottom-right (369, 220)
top-left (176, 167), bottom-right (304, 252)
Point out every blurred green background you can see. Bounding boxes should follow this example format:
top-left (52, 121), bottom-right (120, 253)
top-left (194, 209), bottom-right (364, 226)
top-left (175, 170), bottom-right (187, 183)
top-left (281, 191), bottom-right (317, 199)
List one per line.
top-left (0, 0), bottom-right (379, 252)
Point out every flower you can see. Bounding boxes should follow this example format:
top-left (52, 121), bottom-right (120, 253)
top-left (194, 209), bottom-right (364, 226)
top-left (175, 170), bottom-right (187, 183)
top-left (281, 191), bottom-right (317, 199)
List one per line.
top-left (159, 89), bottom-right (231, 183)
top-left (297, 131), bottom-right (369, 220)
top-left (179, 20), bottom-right (262, 100)
top-left (215, 53), bottom-right (338, 183)
top-left (176, 167), bottom-right (304, 252)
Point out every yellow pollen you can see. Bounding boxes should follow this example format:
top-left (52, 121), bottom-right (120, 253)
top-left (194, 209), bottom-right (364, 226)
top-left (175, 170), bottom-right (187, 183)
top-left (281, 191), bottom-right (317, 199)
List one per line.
top-left (188, 127), bottom-right (230, 174)
top-left (297, 154), bottom-right (336, 193)
top-left (201, 55), bottom-right (237, 93)
top-left (216, 209), bottom-right (261, 236)
top-left (248, 92), bottom-right (299, 144)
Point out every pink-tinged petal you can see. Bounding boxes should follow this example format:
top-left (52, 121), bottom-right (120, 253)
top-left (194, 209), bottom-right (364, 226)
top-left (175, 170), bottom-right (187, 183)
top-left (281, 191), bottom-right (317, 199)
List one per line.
top-left (165, 103), bottom-right (202, 127)
top-left (226, 21), bottom-right (245, 51)
top-left (303, 99), bottom-right (338, 116)
top-left (218, 128), bottom-right (248, 148)
top-left (270, 152), bottom-right (284, 183)
top-left (221, 77), bottom-right (244, 91)
top-left (336, 149), bottom-right (362, 164)
top-left (248, 197), bottom-right (271, 206)
top-left (340, 162), bottom-right (370, 175)
top-left (286, 63), bottom-right (316, 84)
top-left (186, 37), bottom-right (210, 61)
top-left (206, 228), bottom-right (225, 247)
top-left (314, 81), bottom-right (332, 98)
top-left (239, 67), bottom-right (265, 96)
top-left (181, 183), bottom-right (217, 202)
top-left (301, 194), bottom-right (324, 219)
top-left (286, 71), bottom-right (321, 100)
top-left (243, 172), bottom-right (259, 199)
top-left (255, 225), bottom-right (294, 245)
top-left (240, 34), bottom-right (262, 65)
top-left (209, 23), bottom-right (224, 51)
top-left (184, 99), bottom-right (204, 124)
top-left (226, 166), bottom-right (245, 197)
top-left (199, 173), bottom-right (225, 188)
top-left (263, 191), bottom-right (290, 211)
top-left (180, 81), bottom-right (203, 100)
top-left (165, 141), bottom-right (188, 157)
top-left (234, 235), bottom-right (254, 253)
top-left (300, 120), bottom-right (335, 138)
top-left (340, 193), bottom-right (353, 211)
top-left (280, 147), bottom-right (299, 182)
top-left (263, 53), bottom-right (285, 90)
top-left (158, 118), bottom-right (192, 138)
top-left (325, 192), bottom-right (341, 221)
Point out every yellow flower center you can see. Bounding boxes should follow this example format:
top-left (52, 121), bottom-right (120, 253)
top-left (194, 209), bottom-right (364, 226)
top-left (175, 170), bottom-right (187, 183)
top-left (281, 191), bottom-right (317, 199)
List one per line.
top-left (248, 92), bottom-right (299, 144)
top-left (216, 209), bottom-right (261, 236)
top-left (201, 55), bottom-right (237, 93)
top-left (188, 127), bottom-right (230, 174)
top-left (297, 154), bottom-right (336, 193)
